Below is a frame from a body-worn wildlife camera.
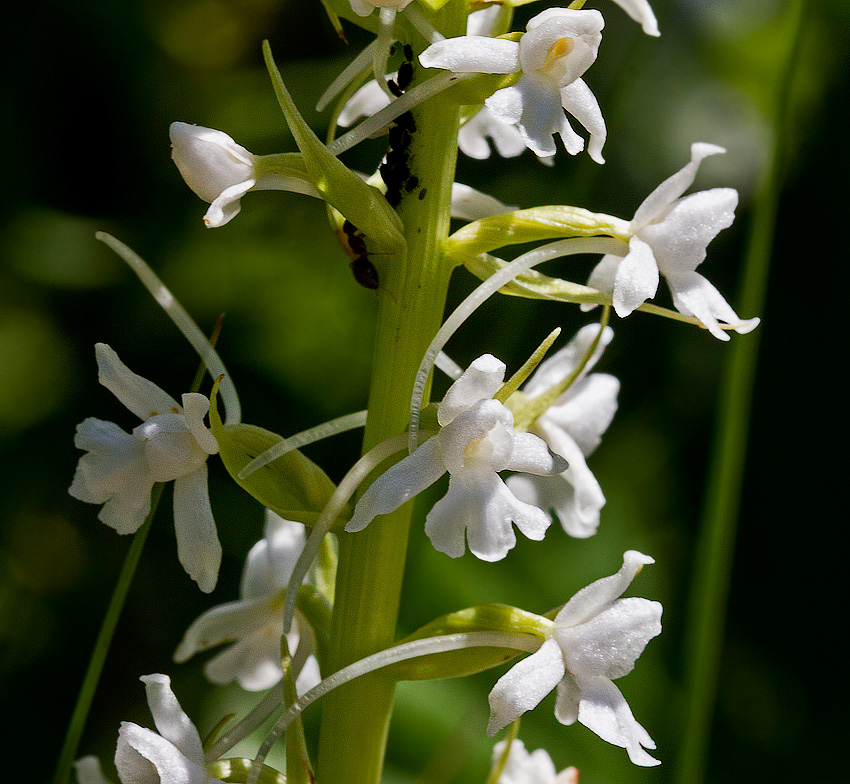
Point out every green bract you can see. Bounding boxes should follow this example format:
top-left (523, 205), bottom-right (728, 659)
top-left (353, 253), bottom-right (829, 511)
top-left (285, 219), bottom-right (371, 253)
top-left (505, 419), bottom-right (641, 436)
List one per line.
top-left (209, 381), bottom-right (346, 529)
top-left (446, 205), bottom-right (630, 260)
top-left (208, 758), bottom-right (286, 784)
top-left (263, 41), bottom-right (404, 254)
top-left (384, 603), bottom-right (550, 681)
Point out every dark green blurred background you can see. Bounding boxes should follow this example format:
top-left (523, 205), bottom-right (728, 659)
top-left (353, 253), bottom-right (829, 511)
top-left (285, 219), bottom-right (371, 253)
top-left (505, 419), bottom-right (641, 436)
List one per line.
top-left (1, 1), bottom-right (847, 782)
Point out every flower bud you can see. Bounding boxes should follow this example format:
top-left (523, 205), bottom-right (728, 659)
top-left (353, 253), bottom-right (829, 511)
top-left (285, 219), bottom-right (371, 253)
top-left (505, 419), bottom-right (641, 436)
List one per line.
top-left (170, 121), bottom-right (257, 227)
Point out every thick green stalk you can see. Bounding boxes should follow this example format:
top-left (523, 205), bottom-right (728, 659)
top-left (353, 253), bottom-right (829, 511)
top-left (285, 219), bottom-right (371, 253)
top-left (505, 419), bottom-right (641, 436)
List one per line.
top-left (315, 25), bottom-right (464, 784)
top-left (674, 2), bottom-right (805, 781)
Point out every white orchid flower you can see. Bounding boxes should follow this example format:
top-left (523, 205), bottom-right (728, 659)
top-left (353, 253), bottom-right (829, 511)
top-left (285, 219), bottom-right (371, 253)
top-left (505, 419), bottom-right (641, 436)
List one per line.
top-left (585, 143), bottom-right (760, 340)
top-left (346, 354), bottom-right (564, 561)
top-left (74, 757), bottom-right (114, 784)
top-left (115, 674), bottom-right (224, 784)
top-left (492, 739), bottom-right (578, 784)
top-left (506, 324), bottom-right (618, 538)
top-left (420, 9), bottom-right (606, 162)
top-left (169, 122), bottom-right (320, 228)
top-left (488, 551), bottom-right (662, 767)
top-left (174, 511), bottom-right (321, 694)
top-left (609, 0), bottom-right (659, 36)
top-left (69, 343), bottom-right (221, 593)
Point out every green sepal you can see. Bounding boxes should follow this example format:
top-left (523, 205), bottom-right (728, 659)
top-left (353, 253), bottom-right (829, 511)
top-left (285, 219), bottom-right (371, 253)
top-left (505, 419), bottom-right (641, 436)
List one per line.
top-left (262, 41), bottom-right (404, 254)
top-left (384, 603), bottom-right (548, 681)
top-left (209, 380), bottom-right (347, 529)
top-left (296, 584), bottom-right (333, 667)
top-left (445, 205), bottom-right (630, 260)
top-left (208, 758), bottom-right (286, 784)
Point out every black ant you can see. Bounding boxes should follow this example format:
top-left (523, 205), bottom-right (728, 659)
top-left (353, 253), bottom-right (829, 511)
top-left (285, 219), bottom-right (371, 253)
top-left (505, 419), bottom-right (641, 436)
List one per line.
top-left (337, 220), bottom-right (380, 290)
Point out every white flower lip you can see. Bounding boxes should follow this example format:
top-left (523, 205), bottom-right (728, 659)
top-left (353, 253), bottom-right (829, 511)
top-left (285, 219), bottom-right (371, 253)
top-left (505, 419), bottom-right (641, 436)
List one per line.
top-left (487, 551), bottom-right (662, 767)
top-left (587, 143), bottom-right (760, 339)
top-left (69, 343), bottom-right (222, 592)
top-left (345, 354), bottom-right (564, 561)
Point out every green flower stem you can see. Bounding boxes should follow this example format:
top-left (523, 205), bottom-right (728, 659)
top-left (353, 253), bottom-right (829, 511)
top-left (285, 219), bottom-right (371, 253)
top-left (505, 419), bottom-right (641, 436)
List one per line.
top-left (52, 486), bottom-right (162, 784)
top-left (314, 11), bottom-right (465, 784)
top-left (674, 2), bottom-right (805, 782)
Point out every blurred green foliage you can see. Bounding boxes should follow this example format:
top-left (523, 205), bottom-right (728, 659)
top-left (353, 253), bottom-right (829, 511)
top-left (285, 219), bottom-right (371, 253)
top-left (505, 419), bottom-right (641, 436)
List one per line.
top-left (1, 1), bottom-right (847, 782)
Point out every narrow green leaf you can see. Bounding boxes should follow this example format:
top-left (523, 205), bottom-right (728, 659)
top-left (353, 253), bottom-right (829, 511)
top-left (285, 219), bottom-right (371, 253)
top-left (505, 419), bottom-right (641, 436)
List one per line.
top-left (262, 40), bottom-right (404, 253)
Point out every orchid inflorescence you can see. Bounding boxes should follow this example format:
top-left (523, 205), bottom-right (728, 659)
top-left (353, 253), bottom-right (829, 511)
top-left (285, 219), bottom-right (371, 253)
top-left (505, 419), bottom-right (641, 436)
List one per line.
top-left (63, 0), bottom-right (761, 782)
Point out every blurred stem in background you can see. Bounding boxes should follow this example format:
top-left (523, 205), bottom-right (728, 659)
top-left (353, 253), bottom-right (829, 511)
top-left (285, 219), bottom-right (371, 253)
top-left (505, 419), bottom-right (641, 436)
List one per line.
top-left (675, 1), bottom-right (807, 782)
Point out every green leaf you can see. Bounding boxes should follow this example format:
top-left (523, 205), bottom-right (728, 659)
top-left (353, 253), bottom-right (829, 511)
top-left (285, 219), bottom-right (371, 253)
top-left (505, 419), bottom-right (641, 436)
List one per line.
top-left (262, 40), bottom-right (404, 253)
top-left (209, 381), bottom-right (346, 529)
top-left (384, 603), bottom-right (548, 681)
top-left (208, 758), bottom-right (286, 784)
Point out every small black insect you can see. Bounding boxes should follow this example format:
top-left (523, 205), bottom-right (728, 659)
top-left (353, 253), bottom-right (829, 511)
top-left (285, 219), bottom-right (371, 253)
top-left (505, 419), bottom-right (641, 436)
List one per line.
top-left (337, 220), bottom-right (380, 290)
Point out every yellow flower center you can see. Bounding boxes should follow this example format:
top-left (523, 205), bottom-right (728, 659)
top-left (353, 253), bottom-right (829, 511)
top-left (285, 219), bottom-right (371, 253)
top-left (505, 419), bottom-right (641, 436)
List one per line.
top-left (544, 37), bottom-right (574, 71)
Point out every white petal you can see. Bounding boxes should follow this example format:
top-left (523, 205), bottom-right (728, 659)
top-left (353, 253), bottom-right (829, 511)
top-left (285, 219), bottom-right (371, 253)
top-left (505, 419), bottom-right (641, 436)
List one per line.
top-left (522, 324), bottom-right (614, 399)
top-left (345, 437), bottom-right (445, 533)
top-left (181, 394), bottom-right (219, 455)
top-left (95, 344), bottom-right (179, 420)
top-left (574, 675), bottom-right (660, 766)
top-left (419, 37), bottom-right (520, 74)
top-left (458, 106), bottom-right (527, 161)
top-left (641, 188), bottom-right (737, 279)
top-left (139, 415), bottom-right (208, 483)
top-left (254, 512), bottom-right (307, 593)
top-left (203, 179), bottom-right (255, 228)
top-left (487, 639), bottom-right (566, 735)
top-left (338, 79), bottom-right (392, 126)
top-left (554, 670), bottom-right (582, 725)
top-left (665, 270), bottom-right (758, 341)
top-left (116, 723), bottom-right (210, 784)
top-left (555, 551), bottom-right (654, 628)
top-left (173, 465), bottom-right (221, 593)
top-left (557, 597), bottom-right (662, 680)
top-left (531, 423), bottom-right (606, 537)
top-left (560, 79), bottom-right (606, 164)
top-left (205, 628), bottom-right (284, 691)
top-left (140, 674), bottom-right (205, 765)
top-left (505, 431), bottom-right (564, 476)
top-left (174, 596), bottom-right (275, 662)
top-left (74, 756), bottom-right (113, 784)
top-left (494, 738), bottom-right (559, 784)
top-left (450, 182), bottom-right (516, 221)
top-left (612, 236), bottom-right (659, 317)
top-left (439, 354), bottom-right (506, 425)
top-left (611, 0), bottom-right (659, 36)
top-left (585, 253), bottom-right (621, 300)
top-left (631, 142), bottom-right (726, 230)
top-left (541, 373), bottom-right (620, 456)
top-left (486, 84), bottom-right (525, 127)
